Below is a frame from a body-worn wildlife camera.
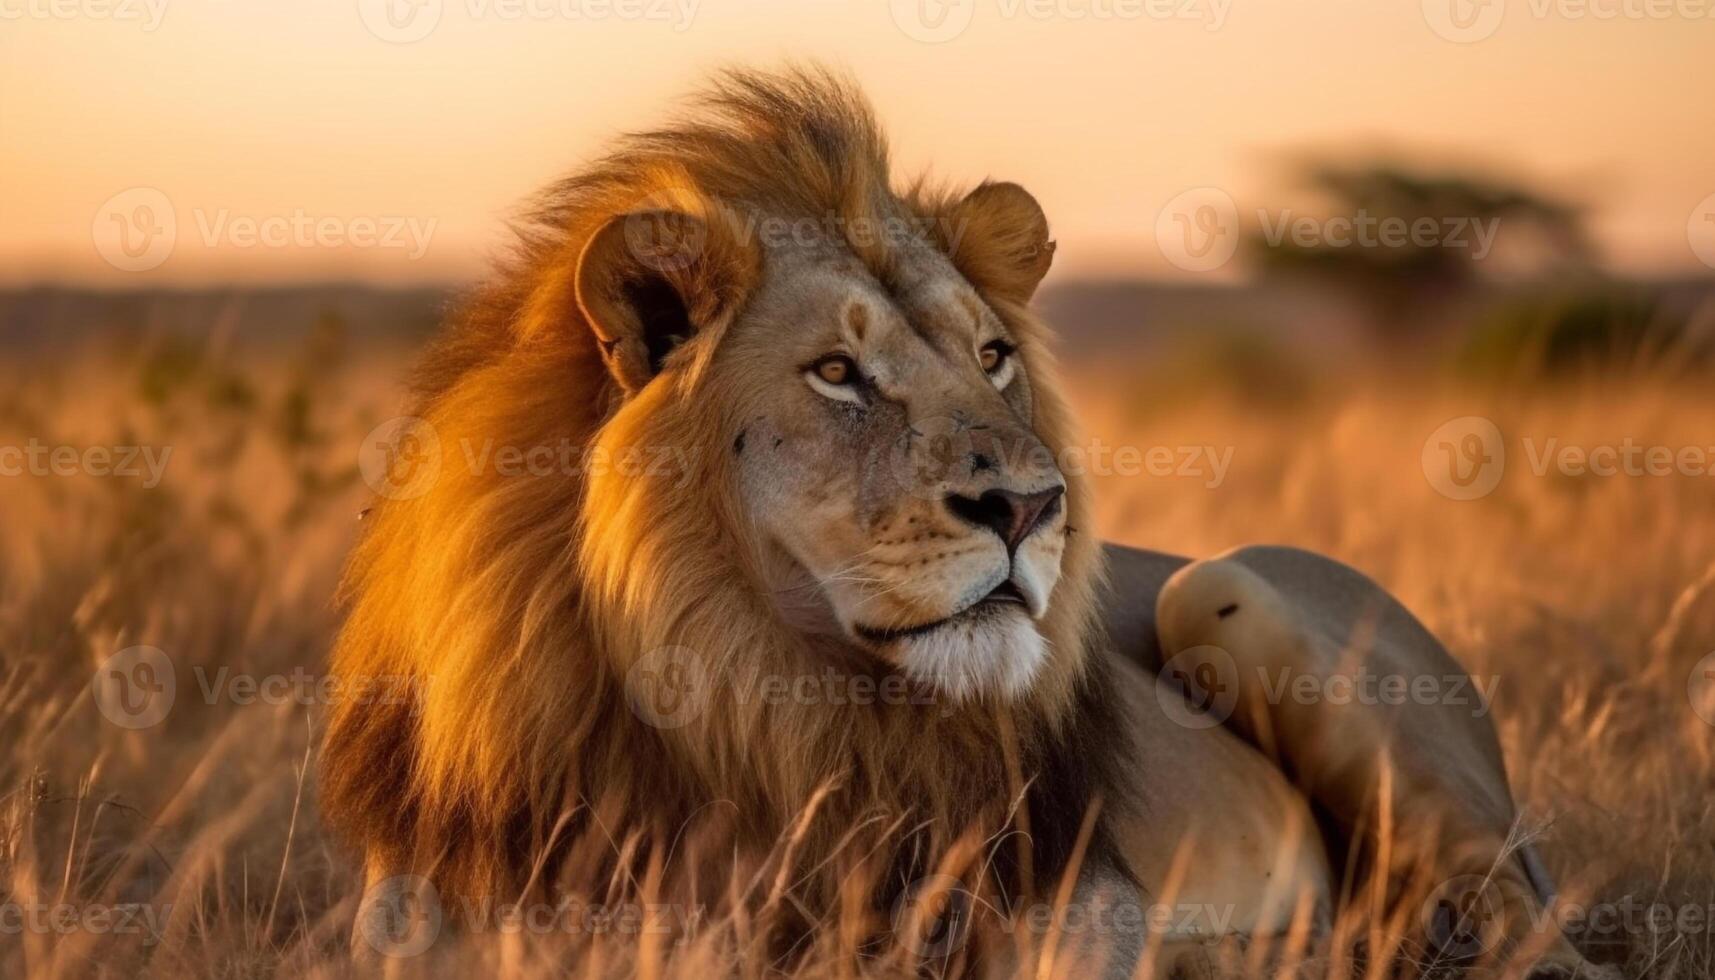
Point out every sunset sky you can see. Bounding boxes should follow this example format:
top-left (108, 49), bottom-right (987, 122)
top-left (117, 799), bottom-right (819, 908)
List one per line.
top-left (2, 0), bottom-right (1711, 286)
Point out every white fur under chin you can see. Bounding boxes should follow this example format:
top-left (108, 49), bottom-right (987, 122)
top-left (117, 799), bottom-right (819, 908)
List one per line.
top-left (896, 611), bottom-right (1049, 703)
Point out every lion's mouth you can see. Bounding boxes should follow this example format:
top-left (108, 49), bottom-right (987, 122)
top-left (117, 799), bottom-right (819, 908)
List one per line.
top-left (854, 581), bottom-right (1028, 645)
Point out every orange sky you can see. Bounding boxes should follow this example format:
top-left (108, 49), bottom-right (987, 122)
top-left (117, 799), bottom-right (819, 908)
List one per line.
top-left (2, 0), bottom-right (1712, 286)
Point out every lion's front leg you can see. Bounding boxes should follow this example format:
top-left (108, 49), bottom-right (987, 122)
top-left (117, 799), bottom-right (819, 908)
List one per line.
top-left (1150, 544), bottom-right (1606, 978)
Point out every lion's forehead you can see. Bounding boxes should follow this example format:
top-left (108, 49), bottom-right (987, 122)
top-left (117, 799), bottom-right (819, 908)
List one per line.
top-left (748, 253), bottom-right (992, 367)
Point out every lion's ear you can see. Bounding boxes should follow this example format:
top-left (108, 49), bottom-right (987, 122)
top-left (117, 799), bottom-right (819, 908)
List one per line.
top-left (933, 182), bottom-right (1055, 306)
top-left (575, 209), bottom-right (753, 395)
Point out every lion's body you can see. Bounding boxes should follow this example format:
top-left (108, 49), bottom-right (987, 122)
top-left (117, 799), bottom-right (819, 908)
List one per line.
top-left (323, 68), bottom-right (1605, 978)
top-left (1107, 544), bottom-right (1604, 977)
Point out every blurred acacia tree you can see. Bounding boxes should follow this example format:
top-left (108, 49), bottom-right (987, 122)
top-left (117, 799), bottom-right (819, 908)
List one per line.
top-left (1248, 163), bottom-right (1594, 346)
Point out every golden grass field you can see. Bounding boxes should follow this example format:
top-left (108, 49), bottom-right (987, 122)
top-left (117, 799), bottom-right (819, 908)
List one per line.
top-left (2, 322), bottom-right (1712, 979)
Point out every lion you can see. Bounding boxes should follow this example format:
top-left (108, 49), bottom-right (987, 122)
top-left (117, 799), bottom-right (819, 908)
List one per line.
top-left (323, 67), bottom-right (1605, 978)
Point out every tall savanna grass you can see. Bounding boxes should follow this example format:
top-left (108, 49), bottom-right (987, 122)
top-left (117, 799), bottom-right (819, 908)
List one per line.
top-left (1, 319), bottom-right (1711, 978)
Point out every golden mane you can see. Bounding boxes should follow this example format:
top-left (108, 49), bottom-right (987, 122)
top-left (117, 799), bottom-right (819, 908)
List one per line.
top-left (321, 66), bottom-right (1117, 908)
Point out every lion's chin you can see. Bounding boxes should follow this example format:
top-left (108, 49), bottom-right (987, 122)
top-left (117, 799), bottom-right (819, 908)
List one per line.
top-left (892, 606), bottom-right (1048, 704)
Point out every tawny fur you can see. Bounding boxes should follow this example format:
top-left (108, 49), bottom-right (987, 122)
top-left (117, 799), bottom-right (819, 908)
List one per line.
top-left (320, 67), bottom-right (1115, 909)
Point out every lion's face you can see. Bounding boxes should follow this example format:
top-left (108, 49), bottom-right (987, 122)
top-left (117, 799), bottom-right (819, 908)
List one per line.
top-left (573, 168), bottom-right (1069, 705)
top-left (721, 242), bottom-right (1068, 700)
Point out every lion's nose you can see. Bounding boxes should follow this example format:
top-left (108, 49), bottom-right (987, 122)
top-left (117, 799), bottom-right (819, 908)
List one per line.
top-left (944, 485), bottom-right (1065, 553)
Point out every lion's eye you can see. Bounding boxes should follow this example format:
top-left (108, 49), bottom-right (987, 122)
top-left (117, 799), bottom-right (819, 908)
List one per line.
top-left (815, 356), bottom-right (855, 385)
top-left (979, 340), bottom-right (1014, 374)
top-left (805, 354), bottom-right (865, 405)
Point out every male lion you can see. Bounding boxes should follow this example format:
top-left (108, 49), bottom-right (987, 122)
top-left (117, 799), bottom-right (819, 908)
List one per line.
top-left (324, 68), bottom-right (1602, 978)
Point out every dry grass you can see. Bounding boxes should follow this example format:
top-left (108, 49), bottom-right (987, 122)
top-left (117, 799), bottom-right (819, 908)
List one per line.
top-left (1, 325), bottom-right (1711, 979)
